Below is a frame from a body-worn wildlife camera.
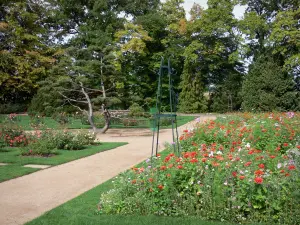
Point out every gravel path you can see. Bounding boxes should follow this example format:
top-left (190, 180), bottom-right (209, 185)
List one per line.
top-left (0, 115), bottom-right (216, 225)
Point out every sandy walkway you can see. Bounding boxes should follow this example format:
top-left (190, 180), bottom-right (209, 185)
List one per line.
top-left (0, 115), bottom-right (215, 225)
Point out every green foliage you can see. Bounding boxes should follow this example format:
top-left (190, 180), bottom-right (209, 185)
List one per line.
top-left (128, 103), bottom-right (145, 117)
top-left (21, 130), bottom-right (96, 156)
top-left (178, 58), bottom-right (207, 113)
top-left (241, 55), bottom-right (300, 112)
top-left (0, 103), bottom-right (27, 114)
top-left (0, 1), bottom-right (56, 103)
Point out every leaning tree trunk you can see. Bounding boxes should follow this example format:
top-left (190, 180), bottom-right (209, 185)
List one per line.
top-left (80, 82), bottom-right (97, 134)
top-left (100, 103), bottom-right (110, 134)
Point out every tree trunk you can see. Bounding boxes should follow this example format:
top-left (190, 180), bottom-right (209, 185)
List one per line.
top-left (80, 82), bottom-right (97, 134)
top-left (100, 103), bottom-right (110, 134)
top-left (100, 56), bottom-right (106, 98)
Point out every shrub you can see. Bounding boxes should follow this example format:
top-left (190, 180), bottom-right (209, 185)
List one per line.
top-left (122, 118), bottom-right (138, 127)
top-left (52, 112), bottom-right (70, 126)
top-left (28, 113), bottom-right (45, 129)
top-left (0, 103), bottom-right (27, 114)
top-left (0, 123), bottom-right (29, 147)
top-left (128, 103), bottom-right (145, 117)
top-left (99, 112), bottom-right (300, 224)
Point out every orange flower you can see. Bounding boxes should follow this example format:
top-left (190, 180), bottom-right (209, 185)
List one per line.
top-left (202, 158), bottom-right (207, 162)
top-left (211, 161), bottom-right (220, 167)
top-left (190, 158), bottom-right (198, 163)
top-left (131, 179), bottom-right (137, 184)
top-left (160, 166), bottom-right (167, 170)
top-left (254, 170), bottom-right (264, 176)
top-left (239, 175), bottom-right (245, 180)
top-left (158, 184), bottom-right (164, 190)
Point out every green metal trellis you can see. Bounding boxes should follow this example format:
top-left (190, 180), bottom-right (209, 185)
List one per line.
top-left (151, 58), bottom-right (181, 158)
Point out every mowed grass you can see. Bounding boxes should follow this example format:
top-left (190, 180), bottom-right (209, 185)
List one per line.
top-left (0, 165), bottom-right (39, 183)
top-left (0, 115), bottom-right (196, 130)
top-left (0, 142), bottom-right (127, 182)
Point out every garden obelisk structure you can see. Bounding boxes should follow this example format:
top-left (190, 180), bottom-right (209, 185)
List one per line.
top-left (151, 58), bottom-right (180, 158)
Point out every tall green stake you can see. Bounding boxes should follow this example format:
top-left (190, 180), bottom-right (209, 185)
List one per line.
top-left (151, 58), bottom-right (181, 159)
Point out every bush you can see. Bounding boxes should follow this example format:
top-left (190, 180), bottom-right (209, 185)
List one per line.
top-left (21, 130), bottom-right (96, 155)
top-left (0, 103), bottom-right (27, 114)
top-left (159, 117), bottom-right (173, 126)
top-left (52, 112), bottom-right (70, 126)
top-left (122, 118), bottom-right (138, 127)
top-left (128, 103), bottom-right (145, 117)
top-left (0, 123), bottom-right (29, 147)
top-left (99, 112), bottom-right (300, 224)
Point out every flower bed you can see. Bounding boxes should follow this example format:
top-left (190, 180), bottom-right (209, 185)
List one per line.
top-left (99, 113), bottom-right (300, 224)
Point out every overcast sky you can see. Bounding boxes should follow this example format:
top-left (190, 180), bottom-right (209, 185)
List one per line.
top-left (182, 0), bottom-right (247, 19)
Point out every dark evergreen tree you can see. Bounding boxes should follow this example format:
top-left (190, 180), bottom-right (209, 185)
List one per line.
top-left (242, 55), bottom-right (300, 111)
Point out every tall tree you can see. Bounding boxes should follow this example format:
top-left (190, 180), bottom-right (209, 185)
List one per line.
top-left (179, 0), bottom-right (243, 112)
top-left (0, 0), bottom-right (56, 103)
top-left (242, 54), bottom-right (299, 111)
top-left (270, 7), bottom-right (300, 90)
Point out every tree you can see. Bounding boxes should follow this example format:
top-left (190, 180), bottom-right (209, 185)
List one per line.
top-left (180, 0), bottom-right (243, 112)
top-left (0, 0), bottom-right (56, 103)
top-left (178, 42), bottom-right (207, 113)
top-left (270, 8), bottom-right (300, 90)
top-left (241, 55), bottom-right (299, 111)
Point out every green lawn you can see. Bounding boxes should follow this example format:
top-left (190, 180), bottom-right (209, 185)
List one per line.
top-left (0, 115), bottom-right (196, 130)
top-left (0, 165), bottom-right (39, 183)
top-left (0, 142), bottom-right (127, 182)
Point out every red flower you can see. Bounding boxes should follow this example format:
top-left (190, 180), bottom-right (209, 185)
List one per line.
top-left (239, 175), bottom-right (245, 180)
top-left (166, 173), bottom-right (171, 178)
top-left (190, 158), bottom-right (198, 163)
top-left (288, 165), bottom-right (296, 170)
top-left (283, 143), bottom-right (289, 147)
top-left (148, 178), bottom-right (153, 182)
top-left (183, 129), bottom-right (188, 133)
top-left (285, 173), bottom-right (290, 177)
top-left (258, 164), bottom-right (265, 169)
top-left (297, 145), bottom-right (300, 150)
top-left (168, 164), bottom-right (173, 168)
top-left (177, 165), bottom-right (183, 169)
top-left (254, 170), bottom-right (264, 176)
top-left (156, 153), bottom-right (161, 157)
top-left (244, 161), bottom-right (252, 167)
top-left (254, 177), bottom-right (263, 184)
top-left (158, 184), bottom-right (164, 190)
top-left (184, 153), bottom-right (190, 158)
top-left (164, 156), bottom-right (171, 162)
top-left (160, 166), bottom-right (167, 170)
top-left (202, 158), bottom-right (207, 162)
top-left (269, 155), bottom-right (276, 159)
top-left (131, 179), bottom-right (137, 184)
top-left (232, 171), bottom-right (237, 177)
top-left (280, 170), bottom-right (285, 174)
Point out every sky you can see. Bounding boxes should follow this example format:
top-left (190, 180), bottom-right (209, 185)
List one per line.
top-left (182, 0), bottom-right (247, 19)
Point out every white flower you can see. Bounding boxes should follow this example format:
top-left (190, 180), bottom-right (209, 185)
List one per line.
top-left (246, 143), bottom-right (250, 148)
top-left (277, 163), bottom-right (282, 169)
top-left (209, 151), bottom-right (214, 157)
top-left (217, 151), bottom-right (222, 155)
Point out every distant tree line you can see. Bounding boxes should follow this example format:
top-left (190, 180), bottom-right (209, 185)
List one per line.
top-left (0, 0), bottom-right (299, 114)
